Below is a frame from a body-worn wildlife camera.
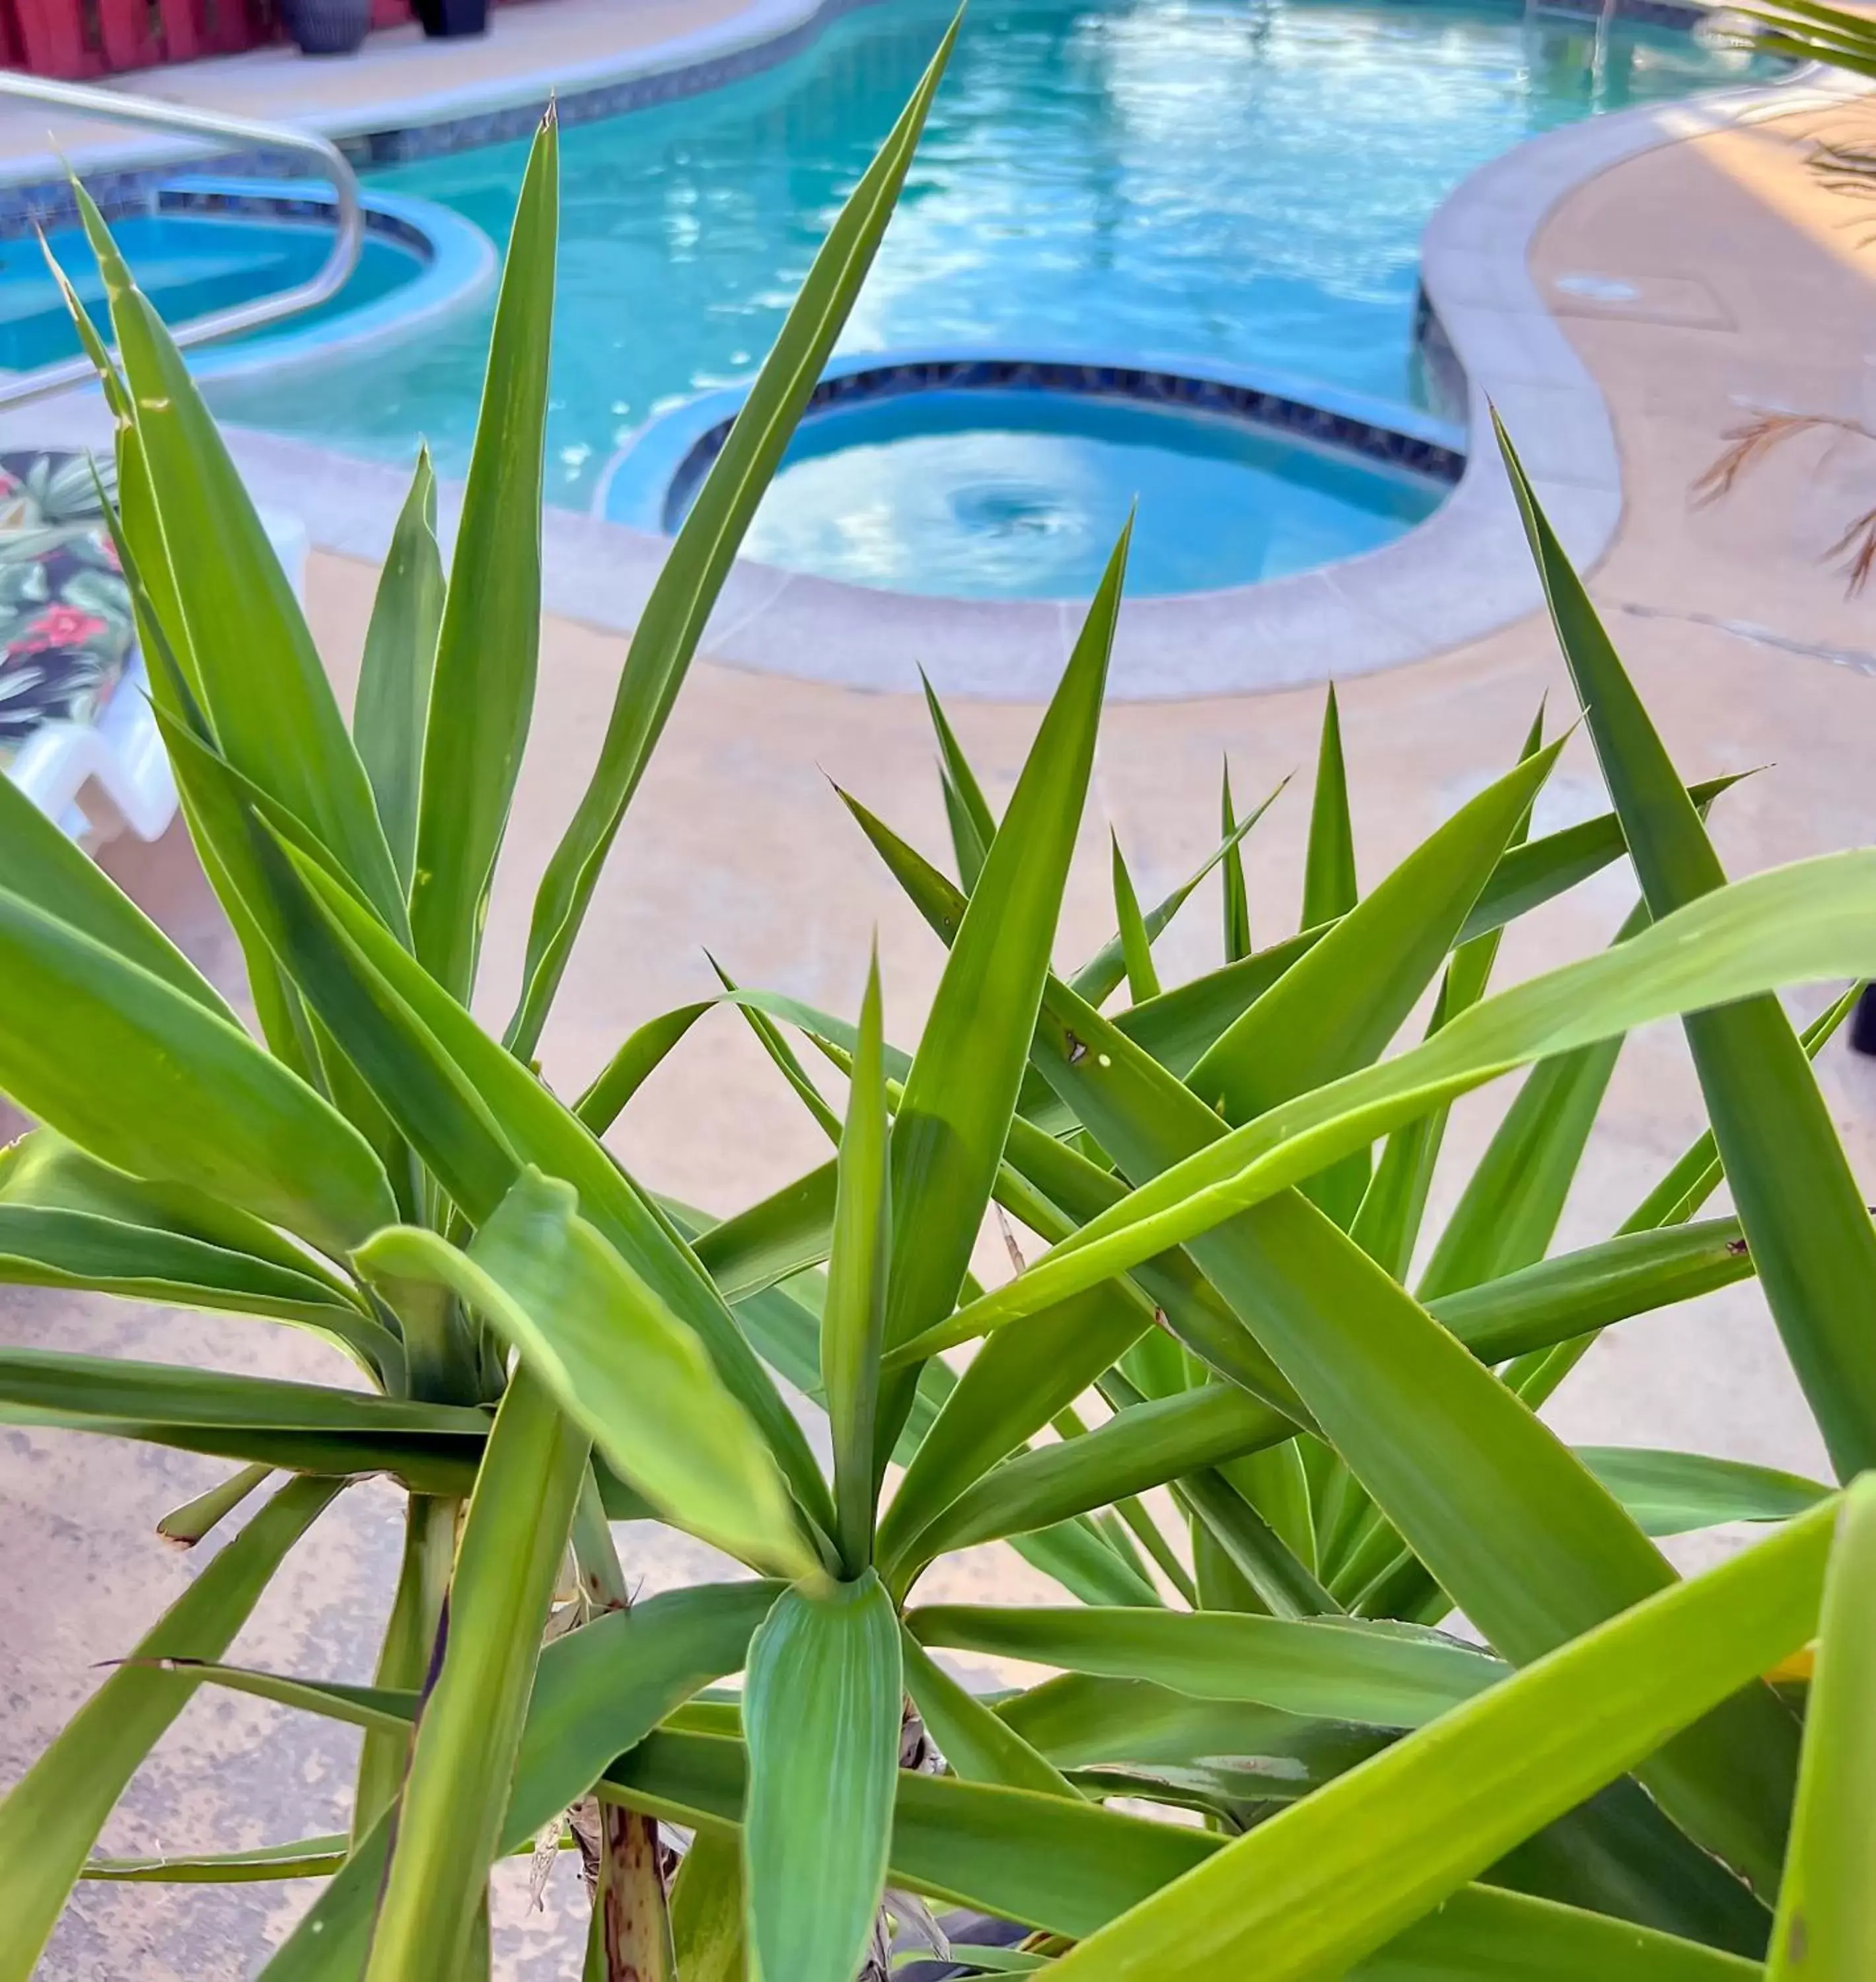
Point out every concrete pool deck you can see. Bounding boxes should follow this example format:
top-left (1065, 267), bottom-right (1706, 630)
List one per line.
top-left (3, 22), bottom-right (1876, 1982)
top-left (0, 0), bottom-right (768, 173)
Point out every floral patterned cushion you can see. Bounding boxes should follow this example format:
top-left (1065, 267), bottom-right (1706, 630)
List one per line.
top-left (0, 451), bottom-right (135, 767)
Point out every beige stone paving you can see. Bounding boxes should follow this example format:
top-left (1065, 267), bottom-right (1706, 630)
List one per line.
top-left (3, 86), bottom-right (1876, 1980)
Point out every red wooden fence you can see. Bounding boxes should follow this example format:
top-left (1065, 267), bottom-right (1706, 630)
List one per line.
top-left (1, 0), bottom-right (429, 79)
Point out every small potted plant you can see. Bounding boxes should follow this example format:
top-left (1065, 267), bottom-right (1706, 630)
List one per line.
top-left (413, 0), bottom-right (487, 41)
top-left (281, 0), bottom-right (371, 55)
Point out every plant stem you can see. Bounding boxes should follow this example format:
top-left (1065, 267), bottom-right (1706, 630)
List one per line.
top-left (571, 1465), bottom-right (675, 1982)
top-left (584, 1803), bottom-right (675, 1982)
top-left (155, 1461), bottom-right (272, 1549)
top-left (1106, 1490), bottom-right (1196, 1604)
top-left (354, 1492), bottom-right (458, 1845)
top-left (466, 1890), bottom-right (491, 1981)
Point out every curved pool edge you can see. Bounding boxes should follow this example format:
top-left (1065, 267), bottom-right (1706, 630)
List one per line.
top-left (563, 63), bottom-right (1871, 700)
top-left (0, 174), bottom-right (497, 418)
top-left (698, 64), bottom-right (1871, 697)
top-left (595, 345), bottom-right (1466, 551)
top-left (160, 177), bottom-right (500, 388)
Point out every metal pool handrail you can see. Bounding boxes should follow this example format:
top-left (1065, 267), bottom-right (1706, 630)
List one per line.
top-left (0, 69), bottom-right (363, 409)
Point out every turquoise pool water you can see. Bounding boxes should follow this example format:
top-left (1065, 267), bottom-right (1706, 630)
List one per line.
top-left (0, 213), bottom-right (422, 374)
top-left (721, 387), bottom-right (1445, 594)
top-left (202, 0), bottom-right (1775, 515)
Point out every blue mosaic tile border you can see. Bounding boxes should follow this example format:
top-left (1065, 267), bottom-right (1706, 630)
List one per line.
top-left (660, 355), bottom-right (1466, 529)
top-left (0, 174), bottom-right (439, 258)
top-left (344, 0), bottom-right (883, 163)
top-left (0, 147), bottom-right (271, 236)
top-left (0, 175), bottom-right (437, 256)
top-left (0, 0), bottom-right (1729, 224)
top-left (0, 0), bottom-right (884, 222)
top-left (0, 146), bottom-right (424, 239)
top-left (154, 182), bottom-right (436, 258)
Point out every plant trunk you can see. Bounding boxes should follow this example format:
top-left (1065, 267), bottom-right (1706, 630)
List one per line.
top-left (354, 1492), bottom-right (457, 1843)
top-left (466, 1891), bottom-right (492, 1979)
top-left (583, 1806), bottom-right (676, 1982)
top-left (571, 1467), bottom-right (675, 1982)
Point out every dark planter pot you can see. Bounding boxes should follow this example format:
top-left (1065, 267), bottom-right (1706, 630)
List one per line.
top-left (897, 1913), bottom-right (1032, 1980)
top-left (1852, 984), bottom-right (1876, 1058)
top-left (413, 0), bottom-right (487, 38)
top-left (283, 0), bottom-right (371, 53)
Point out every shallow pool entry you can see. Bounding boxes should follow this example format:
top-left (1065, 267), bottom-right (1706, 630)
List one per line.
top-left (0, 209), bottom-right (421, 375)
top-left (715, 386), bottom-right (1447, 598)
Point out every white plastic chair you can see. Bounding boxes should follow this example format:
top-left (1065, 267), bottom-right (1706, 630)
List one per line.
top-left (5, 508), bottom-right (308, 850)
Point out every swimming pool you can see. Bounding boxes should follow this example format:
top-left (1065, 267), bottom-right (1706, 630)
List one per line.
top-left (200, 0), bottom-right (1775, 517)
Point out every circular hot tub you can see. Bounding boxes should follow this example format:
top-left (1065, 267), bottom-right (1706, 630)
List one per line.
top-left (597, 351), bottom-right (1465, 603)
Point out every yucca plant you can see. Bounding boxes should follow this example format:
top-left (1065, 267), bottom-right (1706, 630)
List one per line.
top-left (3, 17), bottom-right (1876, 1982)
